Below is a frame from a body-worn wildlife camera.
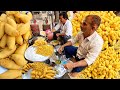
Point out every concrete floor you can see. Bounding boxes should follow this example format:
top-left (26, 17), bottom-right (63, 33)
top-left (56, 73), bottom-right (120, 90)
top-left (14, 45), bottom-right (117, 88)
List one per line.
top-left (60, 73), bottom-right (70, 79)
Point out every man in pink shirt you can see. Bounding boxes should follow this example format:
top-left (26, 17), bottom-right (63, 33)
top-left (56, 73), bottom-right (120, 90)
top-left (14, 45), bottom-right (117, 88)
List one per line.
top-left (58, 15), bottom-right (103, 77)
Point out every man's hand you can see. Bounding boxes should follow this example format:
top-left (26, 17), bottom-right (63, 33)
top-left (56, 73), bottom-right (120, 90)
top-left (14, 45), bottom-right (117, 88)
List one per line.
top-left (64, 61), bottom-right (74, 70)
top-left (51, 29), bottom-right (56, 32)
top-left (56, 33), bottom-right (60, 37)
top-left (58, 45), bottom-right (64, 54)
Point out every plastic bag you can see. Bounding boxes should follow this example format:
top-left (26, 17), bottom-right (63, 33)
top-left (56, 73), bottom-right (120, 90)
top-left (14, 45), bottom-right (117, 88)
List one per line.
top-left (54, 64), bottom-right (67, 79)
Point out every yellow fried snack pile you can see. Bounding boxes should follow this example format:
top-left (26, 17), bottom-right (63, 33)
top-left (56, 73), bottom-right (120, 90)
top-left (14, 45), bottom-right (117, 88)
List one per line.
top-left (22, 63), bottom-right (33, 73)
top-left (0, 70), bottom-right (22, 79)
top-left (76, 46), bottom-right (120, 79)
top-left (0, 11), bottom-right (33, 79)
top-left (22, 62), bottom-right (56, 79)
top-left (33, 37), bottom-right (47, 46)
top-left (32, 37), bottom-right (53, 56)
top-left (0, 11), bottom-right (32, 59)
top-left (0, 58), bottom-right (21, 70)
top-left (36, 45), bottom-right (54, 56)
top-left (114, 40), bottom-right (120, 50)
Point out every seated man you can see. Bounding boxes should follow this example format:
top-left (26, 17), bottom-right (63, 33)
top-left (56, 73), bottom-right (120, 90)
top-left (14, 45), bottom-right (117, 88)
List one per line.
top-left (58, 15), bottom-right (104, 77)
top-left (50, 12), bottom-right (73, 44)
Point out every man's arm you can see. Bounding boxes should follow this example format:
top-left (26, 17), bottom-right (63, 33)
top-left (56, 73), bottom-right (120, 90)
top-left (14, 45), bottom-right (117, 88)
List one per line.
top-left (56, 33), bottom-right (66, 37)
top-left (64, 60), bottom-right (88, 69)
top-left (52, 22), bottom-right (61, 32)
top-left (62, 41), bottom-right (72, 47)
top-left (67, 32), bottom-right (81, 45)
top-left (65, 21), bottom-right (73, 36)
top-left (64, 41), bottom-right (103, 69)
top-left (73, 60), bottom-right (88, 67)
top-left (60, 21), bottom-right (72, 37)
top-left (62, 30), bottom-right (81, 47)
top-left (58, 41), bottom-right (72, 54)
top-left (58, 32), bottom-right (81, 54)
top-left (73, 42), bottom-right (103, 67)
top-left (60, 32), bottom-right (81, 48)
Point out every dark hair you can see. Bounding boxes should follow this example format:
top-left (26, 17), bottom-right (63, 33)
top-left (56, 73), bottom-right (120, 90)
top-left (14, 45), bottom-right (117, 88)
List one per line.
top-left (86, 15), bottom-right (101, 28)
top-left (59, 12), bottom-right (68, 20)
top-left (73, 11), bottom-right (77, 13)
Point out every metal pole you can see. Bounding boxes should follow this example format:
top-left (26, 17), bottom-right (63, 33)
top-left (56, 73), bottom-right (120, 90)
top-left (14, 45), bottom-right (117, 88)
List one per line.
top-left (55, 11), bottom-right (59, 22)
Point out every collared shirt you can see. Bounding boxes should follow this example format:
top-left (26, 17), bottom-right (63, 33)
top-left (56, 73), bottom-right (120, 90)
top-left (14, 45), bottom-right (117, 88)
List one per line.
top-left (67, 11), bottom-right (74, 21)
top-left (68, 31), bottom-right (104, 66)
top-left (54, 20), bottom-right (72, 36)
